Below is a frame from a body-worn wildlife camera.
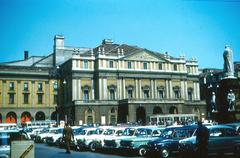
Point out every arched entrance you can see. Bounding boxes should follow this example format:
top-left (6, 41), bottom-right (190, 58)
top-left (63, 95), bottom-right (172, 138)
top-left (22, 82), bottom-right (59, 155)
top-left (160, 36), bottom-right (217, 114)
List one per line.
top-left (0, 113), bottom-right (2, 123)
top-left (6, 112), bottom-right (17, 123)
top-left (169, 106), bottom-right (178, 114)
top-left (51, 111), bottom-right (57, 121)
top-left (21, 111), bottom-right (32, 123)
top-left (136, 106), bottom-right (146, 125)
top-left (35, 111), bottom-right (45, 121)
top-left (153, 106), bottom-right (163, 114)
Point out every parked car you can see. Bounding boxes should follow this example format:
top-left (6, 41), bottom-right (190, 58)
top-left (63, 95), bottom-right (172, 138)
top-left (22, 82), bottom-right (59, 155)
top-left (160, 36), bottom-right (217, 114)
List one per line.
top-left (103, 126), bottom-right (159, 151)
top-left (0, 129), bottom-right (28, 158)
top-left (147, 125), bottom-right (197, 158)
top-left (45, 127), bottom-right (64, 146)
top-left (179, 125), bottom-right (240, 157)
top-left (225, 122), bottom-right (240, 135)
top-left (75, 127), bottom-right (97, 150)
top-left (34, 128), bottom-right (50, 143)
top-left (119, 127), bottom-right (164, 156)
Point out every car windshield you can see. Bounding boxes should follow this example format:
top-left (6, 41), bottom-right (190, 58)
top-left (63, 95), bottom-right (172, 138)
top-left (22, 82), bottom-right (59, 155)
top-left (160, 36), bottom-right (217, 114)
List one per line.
top-left (123, 128), bottom-right (136, 136)
top-left (78, 129), bottom-right (87, 135)
top-left (49, 129), bottom-right (58, 134)
top-left (73, 128), bottom-right (83, 135)
top-left (40, 128), bottom-right (49, 134)
top-left (161, 129), bottom-right (174, 138)
top-left (93, 128), bottom-right (104, 135)
top-left (135, 128), bottom-right (152, 136)
top-left (103, 129), bottom-right (115, 135)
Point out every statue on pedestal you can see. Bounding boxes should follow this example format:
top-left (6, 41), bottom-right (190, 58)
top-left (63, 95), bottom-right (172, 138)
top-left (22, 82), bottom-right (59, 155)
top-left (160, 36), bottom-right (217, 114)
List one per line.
top-left (227, 89), bottom-right (235, 111)
top-left (211, 92), bottom-right (217, 112)
top-left (223, 45), bottom-right (234, 78)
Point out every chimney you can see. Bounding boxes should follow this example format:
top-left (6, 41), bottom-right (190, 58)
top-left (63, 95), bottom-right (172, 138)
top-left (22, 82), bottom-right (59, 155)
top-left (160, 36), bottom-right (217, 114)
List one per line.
top-left (102, 39), bottom-right (113, 45)
top-left (24, 51), bottom-right (29, 60)
top-left (54, 35), bottom-right (64, 48)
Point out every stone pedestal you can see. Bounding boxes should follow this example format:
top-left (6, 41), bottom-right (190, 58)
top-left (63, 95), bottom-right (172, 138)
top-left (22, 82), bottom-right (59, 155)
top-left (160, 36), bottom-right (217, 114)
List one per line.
top-left (214, 78), bottom-right (239, 123)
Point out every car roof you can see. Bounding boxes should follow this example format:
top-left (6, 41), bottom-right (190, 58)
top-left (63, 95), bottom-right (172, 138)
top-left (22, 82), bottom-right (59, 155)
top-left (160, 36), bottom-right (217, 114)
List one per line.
top-left (208, 125), bottom-right (235, 129)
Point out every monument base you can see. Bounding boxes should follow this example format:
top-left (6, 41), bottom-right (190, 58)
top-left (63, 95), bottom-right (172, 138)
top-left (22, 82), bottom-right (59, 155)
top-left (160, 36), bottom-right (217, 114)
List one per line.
top-left (214, 78), bottom-right (239, 123)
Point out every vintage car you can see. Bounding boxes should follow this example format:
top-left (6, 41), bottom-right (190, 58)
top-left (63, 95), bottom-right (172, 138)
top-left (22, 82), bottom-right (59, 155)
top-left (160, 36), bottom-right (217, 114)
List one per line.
top-left (0, 129), bottom-right (28, 158)
top-left (147, 125), bottom-right (197, 158)
top-left (179, 125), bottom-right (240, 157)
top-left (119, 127), bottom-right (164, 156)
top-left (45, 127), bottom-right (64, 146)
top-left (75, 127), bottom-right (97, 150)
top-left (103, 126), bottom-right (161, 152)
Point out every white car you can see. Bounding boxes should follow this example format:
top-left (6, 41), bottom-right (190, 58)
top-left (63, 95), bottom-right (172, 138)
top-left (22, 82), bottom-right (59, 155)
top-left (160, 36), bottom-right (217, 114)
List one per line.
top-left (45, 127), bottom-right (64, 145)
top-left (75, 127), bottom-right (97, 150)
top-left (35, 127), bottom-right (59, 143)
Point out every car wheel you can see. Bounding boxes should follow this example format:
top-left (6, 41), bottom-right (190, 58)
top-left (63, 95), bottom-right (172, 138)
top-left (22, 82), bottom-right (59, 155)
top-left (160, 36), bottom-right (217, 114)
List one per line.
top-left (138, 146), bottom-right (147, 156)
top-left (89, 142), bottom-right (97, 152)
top-left (160, 147), bottom-right (170, 158)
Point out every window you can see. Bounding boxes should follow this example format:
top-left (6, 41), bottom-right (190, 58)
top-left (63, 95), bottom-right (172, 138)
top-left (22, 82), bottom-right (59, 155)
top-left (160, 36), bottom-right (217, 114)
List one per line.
top-left (9, 94), bottom-right (14, 104)
top-left (38, 83), bottom-right (43, 91)
top-left (128, 89), bottom-right (133, 98)
top-left (143, 62), bottom-right (148, 69)
top-left (110, 89), bottom-right (115, 100)
top-left (110, 115), bottom-right (116, 125)
top-left (158, 63), bottom-right (163, 70)
top-left (143, 90), bottom-right (149, 99)
top-left (38, 94), bottom-right (43, 104)
top-left (24, 82), bottom-right (28, 91)
top-left (24, 94), bottom-right (29, 104)
top-left (158, 90), bottom-right (164, 99)
top-left (54, 94), bottom-right (58, 104)
top-left (173, 64), bottom-right (177, 71)
top-left (174, 88), bottom-right (181, 99)
top-left (188, 90), bottom-right (193, 101)
top-left (84, 90), bottom-right (89, 102)
top-left (9, 82), bottom-right (14, 91)
top-left (109, 60), bottom-right (113, 68)
top-left (128, 61), bottom-right (132, 69)
top-left (84, 60), bottom-right (88, 69)
top-left (53, 82), bottom-right (58, 91)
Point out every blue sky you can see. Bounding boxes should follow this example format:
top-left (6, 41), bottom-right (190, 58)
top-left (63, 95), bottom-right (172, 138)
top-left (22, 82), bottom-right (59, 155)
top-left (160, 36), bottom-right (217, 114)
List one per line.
top-left (0, 0), bottom-right (239, 69)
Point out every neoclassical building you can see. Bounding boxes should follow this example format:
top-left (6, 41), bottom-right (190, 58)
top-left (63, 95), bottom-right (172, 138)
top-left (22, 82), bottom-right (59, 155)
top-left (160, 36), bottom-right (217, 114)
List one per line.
top-left (0, 35), bottom-right (206, 125)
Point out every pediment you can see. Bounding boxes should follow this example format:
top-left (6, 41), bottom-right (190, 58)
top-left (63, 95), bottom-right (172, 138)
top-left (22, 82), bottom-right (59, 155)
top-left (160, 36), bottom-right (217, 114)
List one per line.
top-left (125, 51), bottom-right (165, 62)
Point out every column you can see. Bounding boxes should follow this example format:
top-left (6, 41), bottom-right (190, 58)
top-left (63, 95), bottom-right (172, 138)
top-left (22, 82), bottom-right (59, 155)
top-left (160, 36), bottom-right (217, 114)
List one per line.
top-left (91, 79), bottom-right (94, 100)
top-left (193, 82), bottom-right (197, 100)
top-left (45, 81), bottom-right (49, 106)
top-left (123, 79), bottom-right (126, 99)
top-left (17, 81), bottom-right (21, 107)
top-left (32, 81), bottom-right (35, 107)
top-left (99, 78), bottom-right (102, 100)
top-left (139, 79), bottom-right (142, 99)
top-left (165, 80), bottom-right (169, 99)
top-left (2, 81), bottom-right (6, 106)
top-left (103, 78), bottom-right (107, 100)
top-left (185, 81), bottom-right (188, 100)
top-left (117, 78), bottom-right (121, 99)
top-left (169, 80), bottom-right (172, 99)
top-left (72, 79), bottom-right (77, 100)
top-left (135, 79), bottom-right (138, 99)
top-left (154, 79), bottom-right (157, 99)
top-left (77, 79), bottom-right (81, 100)
top-left (151, 79), bottom-right (154, 99)
top-left (180, 81), bottom-right (185, 100)
top-left (196, 82), bottom-right (200, 100)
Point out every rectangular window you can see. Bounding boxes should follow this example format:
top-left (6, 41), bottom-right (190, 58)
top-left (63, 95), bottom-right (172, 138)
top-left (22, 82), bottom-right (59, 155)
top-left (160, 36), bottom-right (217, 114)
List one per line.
top-left (110, 89), bottom-right (115, 100)
top-left (54, 94), bottom-right (58, 104)
top-left (84, 60), bottom-right (88, 69)
top-left (38, 94), bottom-right (43, 104)
top-left (38, 83), bottom-right (43, 91)
top-left (188, 91), bottom-right (193, 101)
top-left (143, 62), bottom-right (148, 69)
top-left (9, 82), bottom-right (14, 91)
top-left (24, 93), bottom-right (29, 104)
top-left (174, 90), bottom-right (180, 99)
top-left (128, 61), bottom-right (132, 69)
top-left (23, 82), bottom-right (29, 91)
top-left (159, 90), bottom-right (164, 99)
top-left (159, 63), bottom-right (162, 70)
top-left (9, 93), bottom-right (14, 104)
top-left (128, 89), bottom-right (133, 98)
top-left (84, 90), bottom-right (89, 102)
top-left (109, 61), bottom-right (114, 68)
top-left (174, 64), bottom-right (177, 71)
top-left (143, 90), bottom-right (149, 99)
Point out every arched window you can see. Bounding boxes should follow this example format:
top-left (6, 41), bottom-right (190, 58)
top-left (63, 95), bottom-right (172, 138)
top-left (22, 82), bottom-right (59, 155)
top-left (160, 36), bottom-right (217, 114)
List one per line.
top-left (153, 106), bottom-right (163, 114)
top-left (6, 112), bottom-right (17, 123)
top-left (109, 107), bottom-right (117, 125)
top-left (126, 85), bottom-right (134, 99)
top-left (157, 86), bottom-right (165, 99)
top-left (21, 111), bottom-right (32, 123)
top-left (85, 108), bottom-right (95, 125)
top-left (0, 113), bottom-right (2, 123)
top-left (82, 85), bottom-right (90, 102)
top-left (142, 85), bottom-right (150, 99)
top-left (108, 85), bottom-right (116, 100)
top-left (169, 106), bottom-right (178, 114)
top-left (35, 111), bottom-right (45, 121)
top-left (188, 88), bottom-right (193, 101)
top-left (173, 86), bottom-right (181, 99)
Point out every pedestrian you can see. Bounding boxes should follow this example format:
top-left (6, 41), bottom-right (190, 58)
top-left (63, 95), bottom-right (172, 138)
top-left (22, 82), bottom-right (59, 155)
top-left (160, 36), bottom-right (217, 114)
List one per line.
top-left (62, 122), bottom-right (74, 154)
top-left (195, 121), bottom-right (209, 158)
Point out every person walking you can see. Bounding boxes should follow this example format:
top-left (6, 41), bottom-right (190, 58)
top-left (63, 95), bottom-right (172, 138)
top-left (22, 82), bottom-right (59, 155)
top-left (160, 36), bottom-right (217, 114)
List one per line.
top-left (62, 122), bottom-right (74, 154)
top-left (195, 121), bottom-right (209, 158)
